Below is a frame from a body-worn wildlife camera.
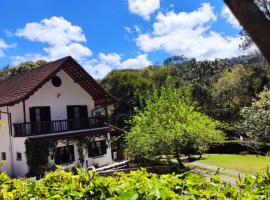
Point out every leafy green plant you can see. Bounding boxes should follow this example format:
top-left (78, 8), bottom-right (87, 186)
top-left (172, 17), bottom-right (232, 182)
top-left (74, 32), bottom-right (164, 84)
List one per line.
top-left (125, 85), bottom-right (224, 168)
top-left (238, 90), bottom-right (270, 154)
top-left (1, 169), bottom-right (270, 199)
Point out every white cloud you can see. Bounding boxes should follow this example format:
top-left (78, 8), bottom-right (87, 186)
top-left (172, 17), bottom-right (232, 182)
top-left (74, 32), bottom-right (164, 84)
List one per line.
top-left (14, 16), bottom-right (152, 79)
top-left (16, 16), bottom-right (86, 46)
top-left (99, 53), bottom-right (121, 66)
top-left (124, 25), bottom-right (141, 35)
top-left (11, 53), bottom-right (46, 65)
top-left (44, 43), bottom-right (91, 61)
top-left (15, 16), bottom-right (92, 61)
top-left (221, 5), bottom-right (241, 29)
top-left (128, 0), bottom-right (160, 20)
top-left (84, 53), bottom-right (152, 79)
top-left (124, 26), bottom-right (133, 33)
top-left (134, 25), bottom-right (141, 33)
top-left (121, 54), bottom-right (152, 69)
top-left (0, 39), bottom-right (11, 57)
top-left (136, 3), bottom-right (249, 60)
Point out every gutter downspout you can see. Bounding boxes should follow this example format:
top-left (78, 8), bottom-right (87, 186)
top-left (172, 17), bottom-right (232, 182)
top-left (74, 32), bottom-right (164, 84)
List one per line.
top-left (0, 109), bottom-right (15, 177)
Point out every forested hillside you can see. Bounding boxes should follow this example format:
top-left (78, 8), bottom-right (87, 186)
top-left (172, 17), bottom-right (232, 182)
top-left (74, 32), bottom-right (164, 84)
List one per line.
top-left (101, 53), bottom-right (270, 127)
top-left (1, 53), bottom-right (268, 128)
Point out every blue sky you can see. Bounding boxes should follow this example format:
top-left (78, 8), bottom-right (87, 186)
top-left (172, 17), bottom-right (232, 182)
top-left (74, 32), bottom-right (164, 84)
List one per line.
top-left (0, 0), bottom-right (247, 78)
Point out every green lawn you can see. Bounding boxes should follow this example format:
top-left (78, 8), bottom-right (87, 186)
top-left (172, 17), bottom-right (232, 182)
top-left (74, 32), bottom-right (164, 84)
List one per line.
top-left (197, 154), bottom-right (270, 174)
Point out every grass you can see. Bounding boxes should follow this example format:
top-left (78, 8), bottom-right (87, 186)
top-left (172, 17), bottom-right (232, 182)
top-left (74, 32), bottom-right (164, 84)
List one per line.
top-left (196, 154), bottom-right (270, 174)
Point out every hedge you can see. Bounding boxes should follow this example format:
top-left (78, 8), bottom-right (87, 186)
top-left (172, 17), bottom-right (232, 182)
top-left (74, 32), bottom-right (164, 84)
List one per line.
top-left (208, 140), bottom-right (270, 155)
top-left (1, 168), bottom-right (270, 199)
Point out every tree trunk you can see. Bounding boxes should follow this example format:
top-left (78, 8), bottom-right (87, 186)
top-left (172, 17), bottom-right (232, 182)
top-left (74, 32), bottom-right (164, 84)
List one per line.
top-left (174, 147), bottom-right (185, 169)
top-left (175, 153), bottom-right (185, 169)
top-left (224, 0), bottom-right (270, 63)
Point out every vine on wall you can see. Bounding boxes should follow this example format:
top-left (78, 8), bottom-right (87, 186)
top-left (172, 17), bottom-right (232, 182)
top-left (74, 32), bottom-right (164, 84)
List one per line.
top-left (25, 134), bottom-right (109, 177)
top-left (25, 139), bottom-right (57, 177)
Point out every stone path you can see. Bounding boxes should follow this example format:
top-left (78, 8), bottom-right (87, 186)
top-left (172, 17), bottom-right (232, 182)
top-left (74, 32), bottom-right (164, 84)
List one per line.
top-left (189, 161), bottom-right (246, 184)
top-left (191, 162), bottom-right (244, 176)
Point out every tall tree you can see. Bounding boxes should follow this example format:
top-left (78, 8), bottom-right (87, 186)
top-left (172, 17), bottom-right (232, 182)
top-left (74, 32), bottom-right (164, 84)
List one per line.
top-left (211, 64), bottom-right (270, 122)
top-left (101, 70), bottom-right (153, 118)
top-left (238, 90), bottom-right (270, 146)
top-left (125, 86), bottom-right (224, 168)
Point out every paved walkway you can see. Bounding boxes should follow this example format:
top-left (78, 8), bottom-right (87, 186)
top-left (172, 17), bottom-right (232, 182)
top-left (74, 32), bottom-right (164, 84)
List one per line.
top-left (189, 162), bottom-right (246, 184)
top-left (191, 162), bottom-right (244, 176)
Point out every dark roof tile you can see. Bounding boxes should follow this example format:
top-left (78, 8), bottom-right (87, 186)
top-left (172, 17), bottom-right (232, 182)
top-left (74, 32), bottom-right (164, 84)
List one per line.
top-left (0, 56), bottom-right (116, 106)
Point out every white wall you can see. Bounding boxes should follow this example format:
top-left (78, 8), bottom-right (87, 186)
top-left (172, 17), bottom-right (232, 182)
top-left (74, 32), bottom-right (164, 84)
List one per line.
top-left (48, 133), bottom-right (112, 171)
top-left (0, 107), bottom-right (13, 176)
top-left (12, 137), bottom-right (28, 177)
top-left (10, 70), bottom-right (95, 124)
top-left (0, 69), bottom-right (112, 177)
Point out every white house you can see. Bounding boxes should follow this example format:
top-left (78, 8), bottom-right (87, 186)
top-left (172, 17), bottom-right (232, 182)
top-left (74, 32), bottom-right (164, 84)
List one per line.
top-left (0, 56), bottom-right (124, 177)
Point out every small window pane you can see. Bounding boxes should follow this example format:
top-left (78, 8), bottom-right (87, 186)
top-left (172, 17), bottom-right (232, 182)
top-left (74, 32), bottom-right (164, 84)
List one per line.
top-left (54, 145), bottom-right (75, 165)
top-left (16, 152), bottom-right (22, 161)
top-left (88, 140), bottom-right (107, 157)
top-left (1, 152), bottom-right (6, 161)
top-left (35, 108), bottom-right (41, 121)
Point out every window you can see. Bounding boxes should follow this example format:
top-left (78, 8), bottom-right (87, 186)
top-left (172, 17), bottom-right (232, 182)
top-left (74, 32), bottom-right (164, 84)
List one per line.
top-left (16, 152), bottom-right (22, 161)
top-left (88, 140), bottom-right (107, 157)
top-left (1, 152), bottom-right (6, 161)
top-left (67, 105), bottom-right (89, 130)
top-left (54, 145), bottom-right (75, 165)
top-left (51, 76), bottom-right (62, 87)
top-left (35, 108), bottom-right (41, 121)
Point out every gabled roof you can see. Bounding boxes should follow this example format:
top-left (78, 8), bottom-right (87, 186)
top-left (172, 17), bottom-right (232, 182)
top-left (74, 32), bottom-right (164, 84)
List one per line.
top-left (0, 56), bottom-right (117, 107)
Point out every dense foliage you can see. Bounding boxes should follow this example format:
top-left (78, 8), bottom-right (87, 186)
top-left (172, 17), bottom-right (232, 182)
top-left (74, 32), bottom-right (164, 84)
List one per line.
top-left (1, 169), bottom-right (270, 199)
top-left (239, 90), bottom-right (270, 145)
top-left (102, 54), bottom-right (269, 127)
top-left (25, 140), bottom-right (57, 178)
top-left (0, 60), bottom-right (47, 80)
top-left (125, 86), bottom-right (224, 167)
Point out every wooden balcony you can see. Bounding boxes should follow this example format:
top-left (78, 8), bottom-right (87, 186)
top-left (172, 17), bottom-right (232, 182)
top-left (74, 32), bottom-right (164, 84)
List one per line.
top-left (13, 116), bottom-right (107, 137)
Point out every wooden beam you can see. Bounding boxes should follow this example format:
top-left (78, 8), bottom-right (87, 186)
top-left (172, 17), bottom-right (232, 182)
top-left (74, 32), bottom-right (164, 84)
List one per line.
top-left (224, 0), bottom-right (270, 63)
top-left (23, 100), bottom-right (26, 123)
top-left (105, 103), bottom-right (109, 124)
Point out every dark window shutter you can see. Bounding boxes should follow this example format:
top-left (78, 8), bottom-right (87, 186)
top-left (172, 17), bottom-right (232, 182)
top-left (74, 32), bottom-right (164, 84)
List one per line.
top-left (79, 106), bottom-right (88, 118)
top-left (40, 107), bottom-right (51, 122)
top-left (101, 141), bottom-right (107, 155)
top-left (67, 106), bottom-right (75, 119)
top-left (30, 108), bottom-right (36, 122)
top-left (30, 107), bottom-right (51, 122)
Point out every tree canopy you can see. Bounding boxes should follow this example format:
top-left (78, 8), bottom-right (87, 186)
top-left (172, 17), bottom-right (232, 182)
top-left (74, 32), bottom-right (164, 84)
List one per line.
top-left (125, 85), bottom-right (224, 168)
top-left (102, 54), bottom-right (268, 126)
top-left (0, 60), bottom-right (47, 80)
top-left (238, 90), bottom-right (270, 144)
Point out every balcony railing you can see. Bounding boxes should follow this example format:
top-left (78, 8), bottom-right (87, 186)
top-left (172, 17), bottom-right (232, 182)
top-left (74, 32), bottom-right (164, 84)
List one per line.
top-left (13, 116), bottom-right (107, 137)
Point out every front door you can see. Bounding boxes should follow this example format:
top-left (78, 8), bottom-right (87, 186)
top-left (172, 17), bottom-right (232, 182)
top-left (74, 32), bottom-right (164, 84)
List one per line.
top-left (67, 105), bottom-right (88, 130)
top-left (30, 106), bottom-right (51, 134)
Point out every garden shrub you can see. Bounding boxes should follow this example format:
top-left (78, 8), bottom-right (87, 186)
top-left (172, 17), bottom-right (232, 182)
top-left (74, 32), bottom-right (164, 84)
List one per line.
top-left (208, 140), bottom-right (270, 155)
top-left (0, 169), bottom-right (270, 199)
